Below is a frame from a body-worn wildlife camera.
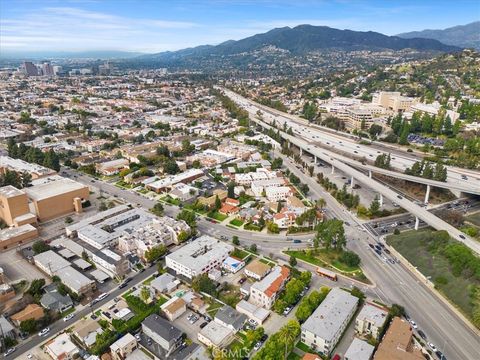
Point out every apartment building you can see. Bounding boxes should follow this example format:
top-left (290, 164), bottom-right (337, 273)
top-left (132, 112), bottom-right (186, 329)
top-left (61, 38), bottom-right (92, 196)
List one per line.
top-left (250, 265), bottom-right (290, 309)
top-left (301, 288), bottom-right (358, 355)
top-left (118, 217), bottom-right (190, 259)
top-left (0, 155), bottom-right (56, 179)
top-left (110, 333), bottom-right (137, 360)
top-left (244, 259), bottom-right (271, 280)
top-left (165, 235), bottom-right (233, 279)
top-left (141, 314), bottom-right (183, 357)
top-left (355, 303), bottom-right (389, 340)
top-left (146, 168), bottom-right (204, 193)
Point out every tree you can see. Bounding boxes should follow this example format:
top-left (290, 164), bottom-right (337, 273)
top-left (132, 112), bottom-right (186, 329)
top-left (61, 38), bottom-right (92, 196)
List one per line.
top-left (20, 319), bottom-right (37, 334)
top-left (267, 222), bottom-right (280, 234)
top-left (177, 210), bottom-right (197, 227)
top-left (227, 181), bottom-right (235, 199)
top-left (315, 219), bottom-right (346, 251)
top-left (279, 320), bottom-right (301, 360)
top-left (369, 195), bottom-right (381, 217)
top-left (249, 244), bottom-right (257, 253)
top-left (289, 256), bottom-right (297, 267)
top-left (214, 195), bottom-right (222, 211)
top-left (32, 240), bottom-right (50, 254)
top-left (177, 230), bottom-right (190, 243)
top-left (191, 274), bottom-right (217, 297)
top-left (27, 279), bottom-right (46, 299)
top-left (140, 286), bottom-right (150, 303)
top-left (302, 102), bottom-right (318, 121)
top-left (340, 251), bottom-right (361, 267)
top-left (350, 286), bottom-right (365, 301)
top-left (144, 245), bottom-right (167, 263)
top-left (232, 236), bottom-right (240, 245)
top-left (164, 159), bottom-right (180, 175)
top-left (389, 303), bottom-right (405, 317)
top-left (151, 202), bottom-right (164, 216)
top-left (21, 171), bottom-right (32, 188)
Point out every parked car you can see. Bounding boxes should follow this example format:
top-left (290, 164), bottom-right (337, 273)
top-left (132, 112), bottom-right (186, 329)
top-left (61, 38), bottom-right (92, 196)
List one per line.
top-left (293, 239), bottom-right (302, 243)
top-left (283, 306), bottom-right (292, 315)
top-left (96, 293), bottom-right (108, 302)
top-left (428, 343), bottom-right (437, 352)
top-left (248, 319), bottom-right (258, 327)
top-left (409, 320), bottom-right (418, 329)
top-left (417, 330), bottom-right (427, 340)
top-left (238, 277), bottom-right (247, 284)
top-left (4, 348), bottom-right (15, 356)
top-left (199, 321), bottom-right (208, 329)
top-left (38, 327), bottom-right (50, 337)
top-left (253, 342), bottom-right (262, 351)
top-left (63, 313), bottom-right (75, 322)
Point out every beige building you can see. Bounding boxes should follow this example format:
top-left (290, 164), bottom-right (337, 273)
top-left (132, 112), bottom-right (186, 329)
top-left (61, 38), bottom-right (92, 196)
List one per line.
top-left (250, 266), bottom-right (290, 309)
top-left (0, 224), bottom-right (38, 251)
top-left (25, 176), bottom-right (88, 222)
top-left (0, 186), bottom-right (36, 227)
top-left (244, 259), bottom-right (271, 280)
top-left (372, 91), bottom-right (417, 112)
top-left (161, 297), bottom-right (187, 321)
top-left (110, 333), bottom-right (137, 360)
top-left (45, 333), bottom-right (79, 360)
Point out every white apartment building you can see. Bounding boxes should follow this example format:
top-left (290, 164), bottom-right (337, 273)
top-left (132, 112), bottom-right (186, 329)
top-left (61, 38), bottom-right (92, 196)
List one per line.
top-left (250, 266), bottom-right (290, 309)
top-left (251, 178), bottom-right (285, 198)
top-left (301, 288), bottom-right (358, 355)
top-left (265, 186), bottom-right (293, 202)
top-left (118, 217), bottom-right (190, 259)
top-left (355, 303), bottom-right (388, 340)
top-left (165, 236), bottom-right (233, 279)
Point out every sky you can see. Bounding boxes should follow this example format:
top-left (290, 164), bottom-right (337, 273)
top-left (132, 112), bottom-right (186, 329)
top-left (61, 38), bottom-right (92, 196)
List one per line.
top-left (1, 0), bottom-right (479, 55)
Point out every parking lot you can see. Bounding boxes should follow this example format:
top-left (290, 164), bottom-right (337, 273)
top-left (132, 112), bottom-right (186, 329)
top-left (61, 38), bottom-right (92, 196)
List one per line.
top-left (175, 310), bottom-right (210, 341)
top-left (0, 248), bottom-right (50, 284)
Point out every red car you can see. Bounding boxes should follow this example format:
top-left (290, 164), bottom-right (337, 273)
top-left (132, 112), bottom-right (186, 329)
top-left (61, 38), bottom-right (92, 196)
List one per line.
top-left (332, 355), bottom-right (341, 360)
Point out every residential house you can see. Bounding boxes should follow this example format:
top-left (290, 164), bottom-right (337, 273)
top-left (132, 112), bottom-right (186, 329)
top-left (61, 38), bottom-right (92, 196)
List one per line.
top-left (244, 260), bottom-right (271, 280)
top-left (373, 317), bottom-right (424, 360)
top-left (214, 305), bottom-right (247, 332)
top-left (222, 256), bottom-right (245, 273)
top-left (45, 333), bottom-right (79, 360)
top-left (150, 273), bottom-right (180, 295)
top-left (73, 318), bottom-right (104, 348)
top-left (344, 338), bottom-right (375, 360)
top-left (141, 314), bottom-right (183, 357)
top-left (110, 333), bottom-right (137, 360)
top-left (197, 321), bottom-right (235, 349)
top-left (273, 211), bottom-right (296, 229)
top-left (161, 297), bottom-right (187, 321)
top-left (235, 300), bottom-right (270, 325)
top-left (11, 304), bottom-right (45, 326)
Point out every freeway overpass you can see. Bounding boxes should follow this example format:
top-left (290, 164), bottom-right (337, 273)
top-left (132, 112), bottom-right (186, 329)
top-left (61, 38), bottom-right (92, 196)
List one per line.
top-left (248, 112), bottom-right (480, 254)
top-left (222, 88), bottom-right (480, 195)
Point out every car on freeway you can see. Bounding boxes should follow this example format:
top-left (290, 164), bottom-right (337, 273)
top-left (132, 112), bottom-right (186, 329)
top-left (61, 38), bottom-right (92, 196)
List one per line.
top-left (38, 327), bottom-right (50, 337)
top-left (63, 313), bottom-right (75, 322)
top-left (293, 239), bottom-right (302, 243)
top-left (3, 348), bottom-right (15, 356)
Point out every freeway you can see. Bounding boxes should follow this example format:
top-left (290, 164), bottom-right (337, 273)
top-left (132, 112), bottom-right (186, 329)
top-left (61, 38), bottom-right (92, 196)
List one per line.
top-left (273, 151), bottom-right (480, 360)
top-left (364, 199), bottom-right (480, 237)
top-left (245, 110), bottom-right (480, 254)
top-left (223, 88), bottom-right (480, 194)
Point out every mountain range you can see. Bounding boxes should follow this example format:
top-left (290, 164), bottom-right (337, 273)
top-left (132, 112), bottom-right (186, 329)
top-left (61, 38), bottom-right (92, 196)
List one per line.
top-left (398, 21), bottom-right (480, 50)
top-left (141, 24), bottom-right (459, 62)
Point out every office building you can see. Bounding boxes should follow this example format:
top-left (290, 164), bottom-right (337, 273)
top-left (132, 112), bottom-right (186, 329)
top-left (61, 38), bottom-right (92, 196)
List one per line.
top-left (21, 61), bottom-right (38, 76)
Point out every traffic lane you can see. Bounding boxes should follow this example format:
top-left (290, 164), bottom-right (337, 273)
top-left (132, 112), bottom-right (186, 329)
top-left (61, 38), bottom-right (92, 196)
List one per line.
top-left (10, 264), bottom-right (158, 359)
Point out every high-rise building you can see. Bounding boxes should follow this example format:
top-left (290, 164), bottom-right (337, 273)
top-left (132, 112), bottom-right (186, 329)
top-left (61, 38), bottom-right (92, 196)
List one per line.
top-left (41, 62), bottom-right (54, 76)
top-left (21, 61), bottom-right (38, 76)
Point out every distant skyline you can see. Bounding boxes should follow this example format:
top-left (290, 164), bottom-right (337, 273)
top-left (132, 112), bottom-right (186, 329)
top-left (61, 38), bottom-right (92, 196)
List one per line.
top-left (1, 0), bottom-right (479, 55)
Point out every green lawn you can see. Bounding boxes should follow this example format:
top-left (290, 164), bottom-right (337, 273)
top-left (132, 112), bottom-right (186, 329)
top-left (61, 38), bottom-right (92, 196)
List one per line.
top-left (296, 341), bottom-right (312, 353)
top-left (287, 353), bottom-right (302, 360)
top-left (161, 196), bottom-right (181, 206)
top-left (142, 276), bottom-right (156, 285)
top-left (231, 248), bottom-right (250, 260)
top-left (208, 211), bottom-right (228, 222)
top-left (59, 306), bottom-right (76, 317)
top-left (206, 300), bottom-right (224, 317)
top-left (230, 219), bottom-right (244, 227)
top-left (284, 249), bottom-right (369, 283)
top-left (387, 229), bottom-right (480, 323)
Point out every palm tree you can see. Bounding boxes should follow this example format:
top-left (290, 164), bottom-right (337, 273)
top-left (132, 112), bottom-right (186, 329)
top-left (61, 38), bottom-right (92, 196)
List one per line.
top-left (279, 320), bottom-right (300, 359)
